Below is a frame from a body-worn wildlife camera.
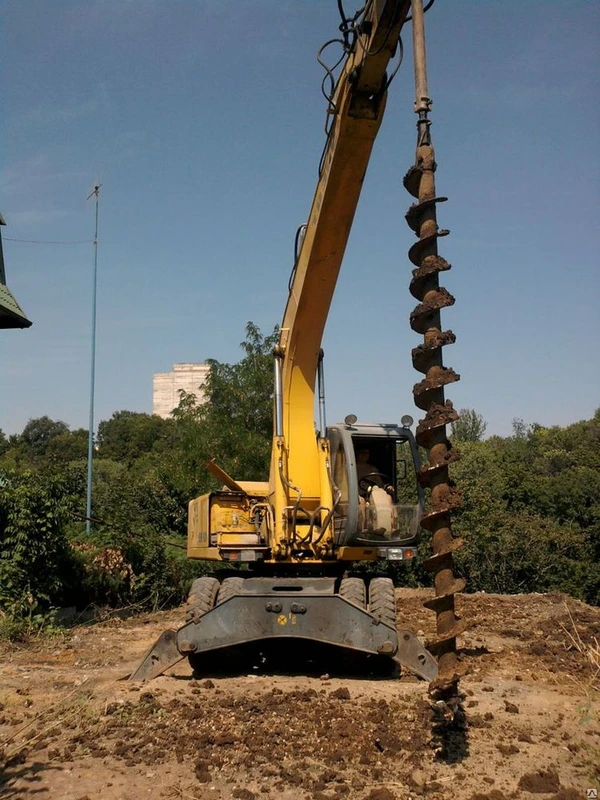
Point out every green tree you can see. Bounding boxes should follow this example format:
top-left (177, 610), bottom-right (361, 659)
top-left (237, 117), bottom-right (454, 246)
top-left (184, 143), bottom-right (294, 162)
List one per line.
top-left (0, 429), bottom-right (8, 457)
top-left (171, 322), bottom-right (278, 487)
top-left (450, 408), bottom-right (487, 442)
top-left (96, 411), bottom-right (174, 463)
top-left (77, 458), bottom-right (196, 606)
top-left (203, 321), bottom-right (277, 442)
top-left (446, 413), bottom-right (600, 604)
top-left (45, 428), bottom-right (89, 466)
top-left (0, 469), bottom-right (81, 629)
top-left (20, 416), bottom-right (69, 457)
top-left (447, 439), bottom-right (593, 597)
top-left (1, 421), bottom-right (91, 473)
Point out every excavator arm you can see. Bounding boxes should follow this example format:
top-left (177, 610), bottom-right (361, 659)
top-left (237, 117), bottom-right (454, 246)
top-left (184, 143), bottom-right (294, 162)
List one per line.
top-left (271, 0), bottom-right (412, 551)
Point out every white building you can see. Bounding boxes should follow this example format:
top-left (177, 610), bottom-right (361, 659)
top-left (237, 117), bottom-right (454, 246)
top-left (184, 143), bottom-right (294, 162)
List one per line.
top-left (153, 363), bottom-right (210, 419)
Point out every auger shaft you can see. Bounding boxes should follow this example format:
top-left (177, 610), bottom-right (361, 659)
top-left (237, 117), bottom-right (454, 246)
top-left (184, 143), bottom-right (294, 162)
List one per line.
top-left (405, 0), bottom-right (465, 706)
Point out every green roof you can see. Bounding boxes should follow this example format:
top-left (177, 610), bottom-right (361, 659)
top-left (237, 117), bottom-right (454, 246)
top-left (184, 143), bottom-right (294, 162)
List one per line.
top-left (0, 212), bottom-right (32, 328)
top-left (0, 281), bottom-right (32, 328)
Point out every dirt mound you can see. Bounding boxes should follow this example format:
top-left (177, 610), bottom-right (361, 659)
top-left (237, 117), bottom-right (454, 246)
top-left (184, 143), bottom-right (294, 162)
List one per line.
top-left (47, 687), bottom-right (432, 796)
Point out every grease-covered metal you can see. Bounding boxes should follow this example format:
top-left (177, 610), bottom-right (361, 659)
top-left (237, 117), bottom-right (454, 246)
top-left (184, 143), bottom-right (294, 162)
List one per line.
top-left (405, 0), bottom-right (465, 714)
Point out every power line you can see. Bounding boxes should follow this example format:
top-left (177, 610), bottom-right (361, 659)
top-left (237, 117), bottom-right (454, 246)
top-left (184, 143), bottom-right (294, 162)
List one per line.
top-left (4, 237), bottom-right (93, 244)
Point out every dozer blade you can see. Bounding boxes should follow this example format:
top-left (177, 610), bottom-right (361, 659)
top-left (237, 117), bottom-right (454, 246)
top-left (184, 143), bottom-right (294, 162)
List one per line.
top-left (128, 578), bottom-right (439, 683)
top-left (129, 629), bottom-right (184, 682)
top-left (393, 628), bottom-right (438, 682)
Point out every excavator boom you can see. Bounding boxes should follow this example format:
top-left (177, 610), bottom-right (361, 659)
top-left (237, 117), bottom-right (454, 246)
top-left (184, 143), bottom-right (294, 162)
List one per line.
top-left (273, 0), bottom-right (411, 543)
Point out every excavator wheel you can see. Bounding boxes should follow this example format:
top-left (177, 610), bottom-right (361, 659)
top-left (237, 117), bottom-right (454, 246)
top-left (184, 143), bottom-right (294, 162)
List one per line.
top-left (185, 576), bottom-right (220, 622)
top-left (216, 576), bottom-right (245, 604)
top-left (368, 578), bottom-right (397, 628)
top-left (366, 577), bottom-right (399, 677)
top-left (185, 577), bottom-right (220, 675)
top-left (339, 577), bottom-right (366, 608)
top-left (187, 574), bottom-right (244, 675)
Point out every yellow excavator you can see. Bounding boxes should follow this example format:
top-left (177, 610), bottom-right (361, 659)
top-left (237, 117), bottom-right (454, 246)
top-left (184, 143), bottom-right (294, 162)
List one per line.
top-left (132, 0), bottom-right (463, 696)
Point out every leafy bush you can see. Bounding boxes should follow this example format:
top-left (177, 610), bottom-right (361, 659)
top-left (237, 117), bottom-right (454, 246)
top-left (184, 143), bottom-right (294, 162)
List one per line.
top-left (0, 469), bottom-right (82, 637)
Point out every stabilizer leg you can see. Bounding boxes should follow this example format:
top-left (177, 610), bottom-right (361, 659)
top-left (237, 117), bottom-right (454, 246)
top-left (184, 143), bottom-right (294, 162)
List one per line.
top-left (129, 629), bottom-right (184, 682)
top-left (393, 628), bottom-right (438, 681)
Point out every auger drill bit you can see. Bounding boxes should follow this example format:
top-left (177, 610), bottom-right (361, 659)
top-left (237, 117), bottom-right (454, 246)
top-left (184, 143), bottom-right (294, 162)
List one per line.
top-left (405, 0), bottom-right (466, 715)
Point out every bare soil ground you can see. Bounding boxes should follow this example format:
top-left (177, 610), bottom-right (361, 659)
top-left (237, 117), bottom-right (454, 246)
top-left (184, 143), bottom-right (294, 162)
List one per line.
top-left (0, 589), bottom-right (598, 800)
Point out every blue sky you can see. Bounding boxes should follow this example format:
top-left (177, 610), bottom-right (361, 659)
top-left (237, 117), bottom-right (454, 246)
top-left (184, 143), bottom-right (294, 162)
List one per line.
top-left (2, 0), bottom-right (599, 437)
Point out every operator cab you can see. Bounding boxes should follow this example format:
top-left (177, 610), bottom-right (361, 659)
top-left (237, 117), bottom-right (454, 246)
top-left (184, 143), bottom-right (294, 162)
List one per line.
top-left (327, 418), bottom-right (424, 551)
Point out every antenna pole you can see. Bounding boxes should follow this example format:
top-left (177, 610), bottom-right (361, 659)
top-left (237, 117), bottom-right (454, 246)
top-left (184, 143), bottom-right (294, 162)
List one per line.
top-left (85, 185), bottom-right (101, 535)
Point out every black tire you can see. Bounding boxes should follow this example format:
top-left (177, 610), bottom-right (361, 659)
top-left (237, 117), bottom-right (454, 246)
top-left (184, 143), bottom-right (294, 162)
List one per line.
top-left (339, 577), bottom-right (366, 608)
top-left (185, 576), bottom-right (220, 622)
top-left (216, 576), bottom-right (245, 604)
top-left (368, 577), bottom-right (396, 628)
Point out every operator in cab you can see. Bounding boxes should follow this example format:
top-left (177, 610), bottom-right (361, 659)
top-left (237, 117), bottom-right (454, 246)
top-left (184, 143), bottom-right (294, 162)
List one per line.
top-left (355, 447), bottom-right (394, 497)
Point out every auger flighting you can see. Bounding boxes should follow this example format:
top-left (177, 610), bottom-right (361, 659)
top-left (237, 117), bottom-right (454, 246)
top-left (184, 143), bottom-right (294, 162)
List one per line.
top-left (404, 0), bottom-right (466, 715)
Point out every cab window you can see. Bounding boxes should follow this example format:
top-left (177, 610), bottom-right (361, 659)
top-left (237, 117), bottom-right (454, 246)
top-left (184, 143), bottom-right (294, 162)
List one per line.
top-left (396, 438), bottom-right (419, 506)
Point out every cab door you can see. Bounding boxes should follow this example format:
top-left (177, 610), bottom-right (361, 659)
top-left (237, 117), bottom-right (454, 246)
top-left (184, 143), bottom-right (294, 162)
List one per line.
top-left (327, 425), bottom-right (359, 546)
